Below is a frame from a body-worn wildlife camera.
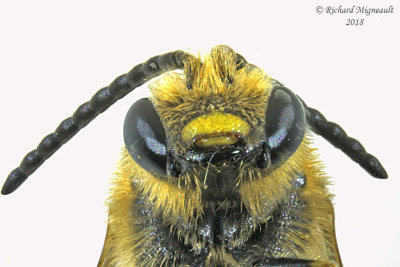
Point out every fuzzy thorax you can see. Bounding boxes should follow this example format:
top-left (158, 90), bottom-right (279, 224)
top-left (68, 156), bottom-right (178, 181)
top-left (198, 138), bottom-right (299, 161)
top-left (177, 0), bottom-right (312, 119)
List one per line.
top-left (105, 133), bottom-right (336, 265)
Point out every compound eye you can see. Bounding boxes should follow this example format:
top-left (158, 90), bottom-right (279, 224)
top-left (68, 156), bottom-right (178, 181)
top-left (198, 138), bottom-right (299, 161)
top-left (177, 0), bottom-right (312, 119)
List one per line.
top-left (265, 86), bottom-right (306, 167)
top-left (123, 98), bottom-right (167, 175)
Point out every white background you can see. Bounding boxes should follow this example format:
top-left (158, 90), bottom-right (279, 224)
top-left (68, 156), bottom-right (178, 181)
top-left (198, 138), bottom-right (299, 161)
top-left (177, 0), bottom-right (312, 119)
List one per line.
top-left (0, 1), bottom-right (398, 266)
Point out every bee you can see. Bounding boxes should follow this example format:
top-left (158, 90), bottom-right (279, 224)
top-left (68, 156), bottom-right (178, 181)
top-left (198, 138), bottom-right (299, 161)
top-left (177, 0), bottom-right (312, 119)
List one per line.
top-left (2, 45), bottom-right (387, 266)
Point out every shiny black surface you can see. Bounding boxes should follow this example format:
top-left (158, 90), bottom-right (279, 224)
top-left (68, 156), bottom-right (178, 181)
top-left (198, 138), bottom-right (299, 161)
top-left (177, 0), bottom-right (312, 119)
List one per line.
top-left (181, 144), bottom-right (259, 166)
top-left (132, 170), bottom-right (311, 265)
top-left (265, 86), bottom-right (306, 167)
top-left (124, 98), bottom-right (168, 176)
top-left (170, 144), bottom-right (263, 201)
top-left (168, 143), bottom-right (264, 175)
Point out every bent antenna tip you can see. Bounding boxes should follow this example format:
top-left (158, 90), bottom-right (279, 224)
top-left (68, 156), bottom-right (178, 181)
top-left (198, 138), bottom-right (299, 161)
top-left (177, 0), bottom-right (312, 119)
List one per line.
top-left (363, 156), bottom-right (388, 179)
top-left (2, 168), bottom-right (28, 195)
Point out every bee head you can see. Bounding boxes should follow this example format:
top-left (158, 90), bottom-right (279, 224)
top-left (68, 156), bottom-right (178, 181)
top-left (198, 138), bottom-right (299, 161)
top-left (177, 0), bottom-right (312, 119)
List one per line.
top-left (3, 44), bottom-right (386, 205)
top-left (123, 45), bottom-right (306, 201)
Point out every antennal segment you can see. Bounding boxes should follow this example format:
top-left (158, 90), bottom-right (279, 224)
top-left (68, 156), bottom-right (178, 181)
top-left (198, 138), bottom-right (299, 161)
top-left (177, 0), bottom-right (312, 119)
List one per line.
top-left (299, 97), bottom-right (388, 179)
top-left (2, 50), bottom-right (191, 194)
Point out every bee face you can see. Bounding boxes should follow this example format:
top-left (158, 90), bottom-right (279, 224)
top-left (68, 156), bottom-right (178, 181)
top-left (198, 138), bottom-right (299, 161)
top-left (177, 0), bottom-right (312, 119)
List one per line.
top-left (123, 46), bottom-right (307, 204)
top-left (152, 46), bottom-right (271, 153)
